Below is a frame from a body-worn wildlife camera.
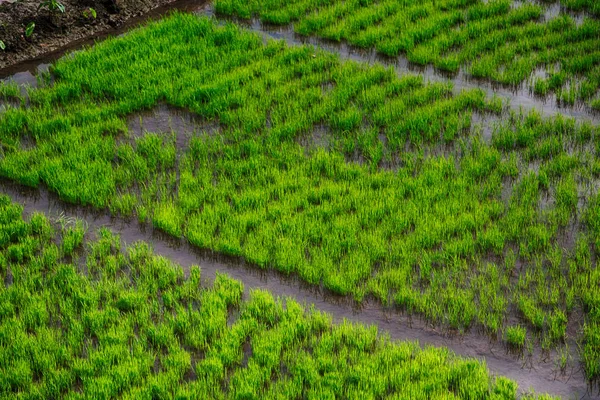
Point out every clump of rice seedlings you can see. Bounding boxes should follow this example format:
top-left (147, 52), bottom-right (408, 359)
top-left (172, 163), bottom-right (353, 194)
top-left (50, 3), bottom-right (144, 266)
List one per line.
top-left (108, 193), bottom-right (137, 217)
top-left (152, 201), bottom-right (183, 238)
top-left (0, 81), bottom-right (23, 103)
top-left (561, 0), bottom-right (600, 16)
top-left (505, 325), bottom-right (527, 349)
top-left (555, 344), bottom-right (572, 374)
top-left (533, 78), bottom-right (550, 96)
top-left (60, 218), bottom-right (86, 256)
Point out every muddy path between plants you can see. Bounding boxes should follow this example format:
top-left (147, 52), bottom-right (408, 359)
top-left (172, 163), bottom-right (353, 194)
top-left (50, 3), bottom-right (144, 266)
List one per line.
top-left (0, 179), bottom-right (594, 399)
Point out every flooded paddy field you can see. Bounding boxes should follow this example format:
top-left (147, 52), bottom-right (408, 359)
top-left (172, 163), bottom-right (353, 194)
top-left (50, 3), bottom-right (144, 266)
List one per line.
top-left (0, 187), bottom-right (579, 398)
top-left (212, 0), bottom-right (600, 112)
top-left (1, 1), bottom-right (600, 398)
top-left (199, 3), bottom-right (600, 122)
top-left (0, 179), bottom-right (593, 397)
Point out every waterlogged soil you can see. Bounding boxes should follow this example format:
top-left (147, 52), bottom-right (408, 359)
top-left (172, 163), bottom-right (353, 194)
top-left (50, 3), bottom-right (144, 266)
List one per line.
top-left (0, 180), bottom-right (594, 399)
top-left (127, 103), bottom-right (220, 148)
top-left (0, 0), bottom-right (210, 72)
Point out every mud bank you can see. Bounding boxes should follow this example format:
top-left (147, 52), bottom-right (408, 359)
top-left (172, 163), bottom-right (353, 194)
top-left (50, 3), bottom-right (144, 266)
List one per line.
top-left (0, 0), bottom-right (209, 71)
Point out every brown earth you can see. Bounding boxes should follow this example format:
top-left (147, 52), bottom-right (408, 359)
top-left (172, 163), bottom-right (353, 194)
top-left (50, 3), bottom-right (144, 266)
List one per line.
top-left (0, 0), bottom-right (204, 71)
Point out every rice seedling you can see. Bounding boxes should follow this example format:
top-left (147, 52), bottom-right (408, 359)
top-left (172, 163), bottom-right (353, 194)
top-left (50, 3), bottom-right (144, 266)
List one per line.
top-left (0, 81), bottom-right (23, 103)
top-left (505, 325), bottom-right (527, 349)
top-left (555, 344), bottom-right (572, 375)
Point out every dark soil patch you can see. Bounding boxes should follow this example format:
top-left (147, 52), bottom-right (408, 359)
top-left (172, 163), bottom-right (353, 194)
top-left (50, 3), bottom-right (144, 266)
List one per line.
top-left (0, 0), bottom-right (207, 71)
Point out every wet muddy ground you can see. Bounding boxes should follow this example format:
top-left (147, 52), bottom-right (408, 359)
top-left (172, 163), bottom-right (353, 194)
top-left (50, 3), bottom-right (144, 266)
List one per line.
top-left (0, 179), bottom-right (594, 398)
top-left (0, 0), bottom-right (211, 70)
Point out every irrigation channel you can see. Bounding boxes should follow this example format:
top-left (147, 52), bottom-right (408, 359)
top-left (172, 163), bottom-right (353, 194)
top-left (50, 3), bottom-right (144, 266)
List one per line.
top-left (0, 1), bottom-right (599, 398)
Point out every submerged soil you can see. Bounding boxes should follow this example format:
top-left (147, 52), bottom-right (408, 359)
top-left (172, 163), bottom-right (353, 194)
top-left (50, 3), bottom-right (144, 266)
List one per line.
top-left (0, 0), bottom-right (207, 70)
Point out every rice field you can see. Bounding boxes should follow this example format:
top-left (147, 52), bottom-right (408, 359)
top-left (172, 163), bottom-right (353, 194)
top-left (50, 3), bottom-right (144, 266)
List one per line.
top-left (0, 3), bottom-right (599, 399)
top-left (0, 194), bottom-right (559, 399)
top-left (213, 0), bottom-right (600, 110)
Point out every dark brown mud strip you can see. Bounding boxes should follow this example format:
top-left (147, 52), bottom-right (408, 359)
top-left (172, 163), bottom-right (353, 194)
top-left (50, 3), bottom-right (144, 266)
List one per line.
top-left (0, 0), bottom-right (211, 75)
top-left (197, 4), bottom-right (600, 124)
top-left (0, 179), bottom-right (593, 399)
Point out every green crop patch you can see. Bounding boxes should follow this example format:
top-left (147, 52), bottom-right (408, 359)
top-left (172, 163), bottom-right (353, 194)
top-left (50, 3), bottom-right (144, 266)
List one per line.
top-left (0, 13), bottom-right (600, 381)
top-left (0, 195), bottom-right (557, 399)
top-left (214, 0), bottom-right (600, 109)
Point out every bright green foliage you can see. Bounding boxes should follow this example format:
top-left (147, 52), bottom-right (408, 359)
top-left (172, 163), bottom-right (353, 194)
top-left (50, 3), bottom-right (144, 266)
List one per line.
top-left (0, 82), bottom-right (22, 103)
top-left (505, 325), bottom-right (527, 348)
top-left (0, 13), bottom-right (599, 379)
top-left (561, 0), bottom-right (600, 15)
top-left (0, 195), bottom-right (553, 398)
top-left (214, 0), bottom-right (600, 108)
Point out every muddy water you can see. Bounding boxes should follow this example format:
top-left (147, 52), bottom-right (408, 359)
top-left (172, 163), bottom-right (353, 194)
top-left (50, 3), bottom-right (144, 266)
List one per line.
top-left (0, 180), bottom-right (593, 399)
top-left (0, 64), bottom-right (48, 87)
top-left (126, 103), bottom-right (220, 150)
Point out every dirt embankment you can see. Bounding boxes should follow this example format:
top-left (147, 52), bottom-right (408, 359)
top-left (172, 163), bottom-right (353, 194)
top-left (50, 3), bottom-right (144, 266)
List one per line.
top-left (0, 0), bottom-right (193, 70)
